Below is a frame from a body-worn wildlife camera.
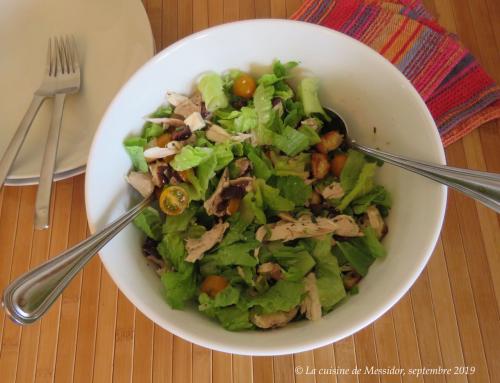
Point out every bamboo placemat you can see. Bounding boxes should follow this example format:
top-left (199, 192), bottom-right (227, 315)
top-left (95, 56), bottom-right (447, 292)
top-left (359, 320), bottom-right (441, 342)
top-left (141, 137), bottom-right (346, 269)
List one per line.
top-left (0, 1), bottom-right (499, 382)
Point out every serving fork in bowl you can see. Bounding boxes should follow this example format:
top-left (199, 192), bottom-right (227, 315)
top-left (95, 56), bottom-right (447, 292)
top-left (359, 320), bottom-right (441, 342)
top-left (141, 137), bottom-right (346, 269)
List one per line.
top-left (0, 36), bottom-right (81, 229)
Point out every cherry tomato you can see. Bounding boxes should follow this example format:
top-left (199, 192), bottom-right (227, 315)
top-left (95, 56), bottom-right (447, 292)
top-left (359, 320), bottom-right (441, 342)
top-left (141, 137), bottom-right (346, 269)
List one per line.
top-left (200, 275), bottom-right (229, 298)
top-left (226, 197), bottom-right (241, 215)
top-left (159, 186), bottom-right (189, 215)
top-left (156, 133), bottom-right (172, 148)
top-left (331, 153), bottom-right (348, 177)
top-left (233, 73), bottom-right (256, 99)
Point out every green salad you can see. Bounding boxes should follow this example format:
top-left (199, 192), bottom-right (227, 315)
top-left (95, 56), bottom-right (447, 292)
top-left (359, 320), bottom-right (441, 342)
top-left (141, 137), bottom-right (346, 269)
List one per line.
top-left (124, 60), bottom-right (391, 331)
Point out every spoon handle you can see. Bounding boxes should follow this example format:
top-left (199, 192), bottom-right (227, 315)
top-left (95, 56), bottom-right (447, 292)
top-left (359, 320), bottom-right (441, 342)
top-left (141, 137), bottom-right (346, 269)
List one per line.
top-left (2, 196), bottom-right (151, 325)
top-left (353, 143), bottom-right (500, 213)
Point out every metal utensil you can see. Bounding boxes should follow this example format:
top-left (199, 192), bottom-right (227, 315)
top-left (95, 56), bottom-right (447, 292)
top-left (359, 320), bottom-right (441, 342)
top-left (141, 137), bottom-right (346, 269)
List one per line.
top-left (2, 196), bottom-right (151, 325)
top-left (0, 38), bottom-right (63, 187)
top-left (325, 108), bottom-right (500, 213)
top-left (35, 36), bottom-right (81, 230)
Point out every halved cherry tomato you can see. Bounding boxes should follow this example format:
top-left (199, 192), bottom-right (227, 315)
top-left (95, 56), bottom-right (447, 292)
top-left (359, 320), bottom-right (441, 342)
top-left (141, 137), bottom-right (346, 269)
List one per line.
top-left (226, 197), bottom-right (241, 215)
top-left (200, 275), bottom-right (229, 298)
top-left (178, 168), bottom-right (194, 182)
top-left (159, 186), bottom-right (189, 215)
top-left (233, 73), bottom-right (256, 99)
top-left (331, 153), bottom-right (348, 177)
top-left (156, 133), bottom-right (172, 148)
top-left (311, 152), bottom-right (329, 179)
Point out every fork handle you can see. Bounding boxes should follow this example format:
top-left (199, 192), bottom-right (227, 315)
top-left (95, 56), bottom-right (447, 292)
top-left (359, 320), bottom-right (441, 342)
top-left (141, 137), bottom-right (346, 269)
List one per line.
top-left (0, 94), bottom-right (46, 187)
top-left (35, 93), bottom-right (66, 230)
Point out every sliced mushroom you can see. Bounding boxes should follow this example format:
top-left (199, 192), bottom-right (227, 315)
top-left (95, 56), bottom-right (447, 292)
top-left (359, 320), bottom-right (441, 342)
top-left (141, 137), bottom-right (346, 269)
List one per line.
top-left (166, 91), bottom-right (188, 107)
top-left (185, 222), bottom-right (229, 262)
top-left (250, 307), bottom-right (298, 329)
top-left (174, 98), bottom-right (201, 118)
top-left (184, 112), bottom-right (206, 132)
top-left (258, 262), bottom-right (283, 281)
top-left (255, 214), bottom-right (362, 242)
top-left (126, 171), bottom-right (154, 198)
top-left (145, 117), bottom-right (185, 127)
top-left (277, 212), bottom-right (296, 223)
top-left (361, 205), bottom-right (387, 239)
top-left (300, 273), bottom-right (322, 321)
top-left (143, 141), bottom-right (183, 161)
top-left (320, 181), bottom-right (345, 200)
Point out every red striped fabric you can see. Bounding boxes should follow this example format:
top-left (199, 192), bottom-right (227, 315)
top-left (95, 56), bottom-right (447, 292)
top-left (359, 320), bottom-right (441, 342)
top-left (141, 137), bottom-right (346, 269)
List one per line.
top-left (291, 0), bottom-right (500, 147)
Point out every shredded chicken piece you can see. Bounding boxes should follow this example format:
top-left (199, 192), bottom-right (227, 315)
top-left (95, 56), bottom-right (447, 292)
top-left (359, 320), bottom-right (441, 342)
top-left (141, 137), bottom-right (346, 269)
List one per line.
top-left (143, 141), bottom-right (182, 161)
top-left (255, 214), bottom-right (362, 242)
top-left (148, 160), bottom-right (169, 187)
top-left (203, 171), bottom-right (253, 216)
top-left (204, 168), bottom-right (230, 216)
top-left (174, 98), bottom-right (201, 118)
top-left (184, 112), bottom-right (205, 132)
top-left (233, 158), bottom-right (251, 177)
top-left (320, 182), bottom-right (345, 200)
top-left (185, 222), bottom-right (229, 262)
top-left (301, 117), bottom-right (321, 130)
top-left (363, 205), bottom-right (387, 239)
top-left (277, 212), bottom-right (297, 222)
top-left (300, 273), bottom-right (322, 321)
top-left (145, 117), bottom-right (185, 127)
top-left (250, 307), bottom-right (298, 329)
top-left (166, 91), bottom-right (188, 106)
top-left (205, 124), bottom-right (252, 143)
top-left (126, 171), bottom-right (154, 198)
top-left (206, 124), bottom-right (231, 143)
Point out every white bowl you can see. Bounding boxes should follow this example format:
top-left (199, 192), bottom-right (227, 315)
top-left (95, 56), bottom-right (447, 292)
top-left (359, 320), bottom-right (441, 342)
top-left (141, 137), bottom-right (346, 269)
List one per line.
top-left (85, 19), bottom-right (446, 356)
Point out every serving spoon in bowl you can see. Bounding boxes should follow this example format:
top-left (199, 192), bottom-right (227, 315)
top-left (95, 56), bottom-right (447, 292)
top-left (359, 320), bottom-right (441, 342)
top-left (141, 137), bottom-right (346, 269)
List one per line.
top-left (2, 110), bottom-right (500, 325)
top-left (324, 108), bottom-right (500, 213)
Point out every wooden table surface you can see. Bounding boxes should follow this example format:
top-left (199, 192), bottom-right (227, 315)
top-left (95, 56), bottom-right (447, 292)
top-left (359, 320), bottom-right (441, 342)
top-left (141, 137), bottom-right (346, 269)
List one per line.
top-left (1, 0), bottom-right (499, 382)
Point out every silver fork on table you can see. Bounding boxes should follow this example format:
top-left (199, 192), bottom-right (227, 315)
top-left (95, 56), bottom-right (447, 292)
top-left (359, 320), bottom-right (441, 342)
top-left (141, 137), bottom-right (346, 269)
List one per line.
top-left (34, 36), bottom-right (81, 229)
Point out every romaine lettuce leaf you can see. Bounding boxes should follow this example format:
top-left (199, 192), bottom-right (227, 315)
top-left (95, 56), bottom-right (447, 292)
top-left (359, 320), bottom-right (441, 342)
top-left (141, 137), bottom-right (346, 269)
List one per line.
top-left (298, 77), bottom-right (329, 120)
top-left (124, 137), bottom-right (148, 172)
top-left (162, 204), bottom-right (197, 234)
top-left (198, 72), bottom-right (229, 112)
top-left (351, 185), bottom-right (392, 214)
top-left (340, 150), bottom-right (366, 192)
top-left (161, 268), bottom-right (196, 309)
top-left (270, 152), bottom-right (311, 178)
top-left (275, 176), bottom-right (312, 206)
top-left (133, 207), bottom-right (162, 241)
top-left (213, 143), bottom-right (234, 171)
top-left (253, 83), bottom-right (274, 129)
top-left (234, 107), bottom-right (258, 132)
top-left (337, 162), bottom-right (377, 211)
top-left (283, 100), bottom-right (304, 128)
top-left (213, 305), bottom-right (254, 331)
top-left (260, 242), bottom-right (315, 282)
top-left (142, 122), bottom-right (164, 141)
top-left (298, 125), bottom-right (321, 145)
top-left (249, 280), bottom-right (304, 314)
top-left (307, 237), bottom-right (346, 311)
top-left (272, 126), bottom-right (310, 156)
top-left (198, 285), bottom-right (241, 312)
top-left (170, 145), bottom-right (214, 171)
top-left (255, 179), bottom-right (295, 211)
top-left (336, 241), bottom-right (374, 276)
top-left (150, 104), bottom-right (173, 118)
top-left (203, 241), bottom-right (260, 268)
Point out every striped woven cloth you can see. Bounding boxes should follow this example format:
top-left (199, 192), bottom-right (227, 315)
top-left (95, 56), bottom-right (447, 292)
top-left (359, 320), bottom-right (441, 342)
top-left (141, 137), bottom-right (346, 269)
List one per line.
top-left (291, 0), bottom-right (500, 147)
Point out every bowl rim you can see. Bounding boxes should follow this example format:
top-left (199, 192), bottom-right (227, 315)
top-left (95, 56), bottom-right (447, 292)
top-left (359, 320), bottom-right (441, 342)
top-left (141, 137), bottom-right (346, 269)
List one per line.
top-left (85, 18), bottom-right (447, 356)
